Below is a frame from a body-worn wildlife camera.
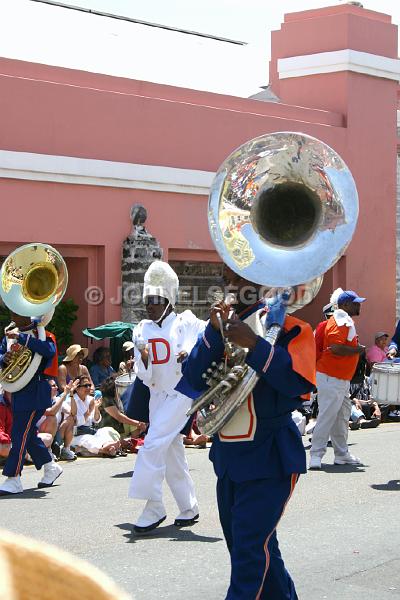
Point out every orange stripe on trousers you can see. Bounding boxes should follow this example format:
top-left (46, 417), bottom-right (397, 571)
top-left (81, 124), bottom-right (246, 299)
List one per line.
top-left (255, 473), bottom-right (298, 600)
top-left (15, 411), bottom-right (36, 476)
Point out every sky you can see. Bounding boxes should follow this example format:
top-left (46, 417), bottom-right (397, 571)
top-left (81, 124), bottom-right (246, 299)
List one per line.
top-left (2, 0), bottom-right (400, 97)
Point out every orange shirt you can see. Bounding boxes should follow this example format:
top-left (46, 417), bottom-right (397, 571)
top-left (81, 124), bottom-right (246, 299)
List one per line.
top-left (316, 316), bottom-right (358, 381)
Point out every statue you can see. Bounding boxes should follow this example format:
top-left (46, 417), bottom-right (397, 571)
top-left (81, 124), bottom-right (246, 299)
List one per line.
top-left (121, 204), bottom-right (162, 323)
top-left (130, 205), bottom-right (150, 237)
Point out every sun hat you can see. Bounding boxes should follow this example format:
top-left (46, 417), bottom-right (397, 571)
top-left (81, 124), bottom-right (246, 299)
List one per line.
top-left (63, 344), bottom-right (88, 363)
top-left (0, 528), bottom-right (130, 600)
top-left (122, 341), bottom-right (134, 352)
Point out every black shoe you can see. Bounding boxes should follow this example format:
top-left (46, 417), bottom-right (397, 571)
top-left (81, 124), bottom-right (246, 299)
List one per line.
top-left (174, 514), bottom-right (199, 527)
top-left (133, 515), bottom-right (166, 534)
top-left (360, 418), bottom-right (380, 429)
top-left (51, 441), bottom-right (61, 460)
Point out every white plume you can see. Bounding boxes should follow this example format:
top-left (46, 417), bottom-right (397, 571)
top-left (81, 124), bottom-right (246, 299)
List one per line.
top-left (330, 288), bottom-right (344, 309)
top-left (143, 261), bottom-right (179, 306)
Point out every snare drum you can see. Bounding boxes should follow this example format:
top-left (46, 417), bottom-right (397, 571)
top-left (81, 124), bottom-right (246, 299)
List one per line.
top-left (115, 372), bottom-right (136, 402)
top-left (371, 363), bottom-right (400, 405)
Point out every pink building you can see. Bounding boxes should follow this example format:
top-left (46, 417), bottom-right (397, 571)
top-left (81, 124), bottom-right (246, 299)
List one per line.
top-left (0, 3), bottom-right (399, 346)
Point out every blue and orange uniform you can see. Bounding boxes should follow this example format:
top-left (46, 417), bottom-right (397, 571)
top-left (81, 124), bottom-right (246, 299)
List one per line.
top-left (176, 299), bottom-right (316, 600)
top-left (1, 330), bottom-right (57, 478)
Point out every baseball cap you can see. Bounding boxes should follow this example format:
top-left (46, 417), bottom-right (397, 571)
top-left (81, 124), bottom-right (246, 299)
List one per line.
top-left (375, 331), bottom-right (389, 340)
top-left (337, 290), bottom-right (366, 305)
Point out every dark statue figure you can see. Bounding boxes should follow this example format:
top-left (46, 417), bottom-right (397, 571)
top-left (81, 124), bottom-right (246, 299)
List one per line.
top-left (121, 204), bottom-right (162, 323)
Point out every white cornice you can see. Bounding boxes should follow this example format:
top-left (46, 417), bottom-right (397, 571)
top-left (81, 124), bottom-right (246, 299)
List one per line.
top-left (278, 49), bottom-right (400, 82)
top-left (0, 150), bottom-right (215, 195)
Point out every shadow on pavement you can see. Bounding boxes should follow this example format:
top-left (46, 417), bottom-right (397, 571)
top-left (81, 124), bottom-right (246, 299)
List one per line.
top-left (316, 464), bottom-right (366, 473)
top-left (370, 480), bottom-right (400, 491)
top-left (115, 522), bottom-right (223, 544)
top-left (111, 471), bottom-right (134, 478)
top-left (0, 488), bottom-right (49, 499)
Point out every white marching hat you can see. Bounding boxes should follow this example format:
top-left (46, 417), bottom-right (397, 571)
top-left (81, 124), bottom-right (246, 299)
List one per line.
top-left (143, 261), bottom-right (179, 306)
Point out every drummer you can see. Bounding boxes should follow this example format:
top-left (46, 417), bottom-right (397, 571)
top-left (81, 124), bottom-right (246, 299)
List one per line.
top-left (118, 341), bottom-right (135, 376)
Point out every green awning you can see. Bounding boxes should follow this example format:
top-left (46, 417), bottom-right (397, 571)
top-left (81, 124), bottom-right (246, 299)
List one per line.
top-left (82, 321), bottom-right (137, 371)
top-left (82, 321), bottom-right (136, 341)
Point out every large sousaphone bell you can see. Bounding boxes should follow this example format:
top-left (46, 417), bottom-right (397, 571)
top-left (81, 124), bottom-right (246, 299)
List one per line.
top-left (0, 243), bottom-right (68, 392)
top-left (189, 132), bottom-right (359, 435)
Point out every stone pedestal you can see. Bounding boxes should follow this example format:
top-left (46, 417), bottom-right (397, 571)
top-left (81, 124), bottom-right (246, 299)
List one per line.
top-left (121, 204), bottom-right (162, 324)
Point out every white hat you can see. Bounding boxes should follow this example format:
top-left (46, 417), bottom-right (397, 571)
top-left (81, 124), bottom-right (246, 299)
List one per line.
top-left (122, 341), bottom-right (134, 351)
top-left (143, 261), bottom-right (179, 306)
top-left (322, 302), bottom-right (334, 316)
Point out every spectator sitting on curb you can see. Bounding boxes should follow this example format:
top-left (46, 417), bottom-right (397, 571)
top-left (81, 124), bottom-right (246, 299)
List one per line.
top-left (37, 379), bottom-right (77, 461)
top-left (90, 347), bottom-right (115, 388)
top-left (349, 397), bottom-right (381, 429)
top-left (70, 376), bottom-right (121, 457)
top-left (99, 377), bottom-right (146, 443)
top-left (58, 344), bottom-right (93, 392)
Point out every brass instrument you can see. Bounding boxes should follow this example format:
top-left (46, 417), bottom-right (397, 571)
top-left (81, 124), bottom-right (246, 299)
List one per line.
top-left (0, 243), bottom-right (68, 392)
top-left (188, 132), bottom-right (359, 435)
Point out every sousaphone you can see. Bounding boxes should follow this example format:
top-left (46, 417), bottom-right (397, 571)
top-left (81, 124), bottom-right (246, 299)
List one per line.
top-left (188, 131), bottom-right (359, 435)
top-left (0, 243), bottom-right (68, 392)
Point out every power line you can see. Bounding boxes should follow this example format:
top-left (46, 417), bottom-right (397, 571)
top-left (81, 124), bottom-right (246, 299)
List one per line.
top-left (28, 0), bottom-right (247, 46)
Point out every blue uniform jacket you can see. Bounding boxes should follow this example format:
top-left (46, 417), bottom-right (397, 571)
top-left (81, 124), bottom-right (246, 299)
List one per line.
top-left (176, 301), bottom-right (316, 481)
top-left (389, 320), bottom-right (400, 352)
top-left (0, 333), bottom-right (56, 412)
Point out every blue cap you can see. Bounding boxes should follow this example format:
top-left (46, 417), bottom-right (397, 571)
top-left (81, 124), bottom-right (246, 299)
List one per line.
top-left (337, 290), bottom-right (366, 305)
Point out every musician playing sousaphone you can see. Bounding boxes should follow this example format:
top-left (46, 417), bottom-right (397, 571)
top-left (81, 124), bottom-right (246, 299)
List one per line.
top-left (177, 269), bottom-right (316, 598)
top-left (176, 132), bottom-right (359, 599)
top-left (0, 243), bottom-right (68, 496)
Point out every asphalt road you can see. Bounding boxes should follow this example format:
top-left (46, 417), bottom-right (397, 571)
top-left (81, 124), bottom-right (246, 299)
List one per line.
top-left (1, 424), bottom-right (400, 599)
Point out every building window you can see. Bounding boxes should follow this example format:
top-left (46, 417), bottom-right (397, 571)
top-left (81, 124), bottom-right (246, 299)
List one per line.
top-left (170, 261), bottom-right (223, 320)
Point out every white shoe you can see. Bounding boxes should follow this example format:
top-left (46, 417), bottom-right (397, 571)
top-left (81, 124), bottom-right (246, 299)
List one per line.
top-left (134, 500), bottom-right (166, 533)
top-left (309, 455), bottom-right (322, 470)
top-left (38, 461), bottom-right (63, 488)
top-left (174, 504), bottom-right (199, 527)
top-left (334, 453), bottom-right (362, 465)
top-left (0, 476), bottom-right (23, 496)
top-left (60, 448), bottom-right (77, 461)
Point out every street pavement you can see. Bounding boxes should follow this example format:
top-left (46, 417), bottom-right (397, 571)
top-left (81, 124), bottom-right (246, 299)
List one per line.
top-left (1, 424), bottom-right (400, 599)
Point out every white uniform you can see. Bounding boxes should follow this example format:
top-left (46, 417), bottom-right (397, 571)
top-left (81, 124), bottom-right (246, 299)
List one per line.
top-left (128, 310), bottom-right (205, 516)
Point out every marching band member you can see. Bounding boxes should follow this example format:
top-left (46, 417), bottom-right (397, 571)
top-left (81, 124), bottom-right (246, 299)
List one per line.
top-left (128, 261), bottom-right (206, 533)
top-left (176, 265), bottom-right (316, 600)
top-left (309, 289), bottom-right (366, 470)
top-left (0, 315), bottom-right (63, 495)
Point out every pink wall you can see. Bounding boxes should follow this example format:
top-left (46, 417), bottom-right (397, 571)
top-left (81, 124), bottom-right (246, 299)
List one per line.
top-left (269, 3), bottom-right (398, 342)
top-left (0, 3), bottom-right (397, 346)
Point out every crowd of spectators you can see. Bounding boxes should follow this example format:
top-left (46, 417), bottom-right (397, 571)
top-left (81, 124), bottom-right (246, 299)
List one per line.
top-left (1, 314), bottom-right (398, 468)
top-left (0, 343), bottom-right (148, 467)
